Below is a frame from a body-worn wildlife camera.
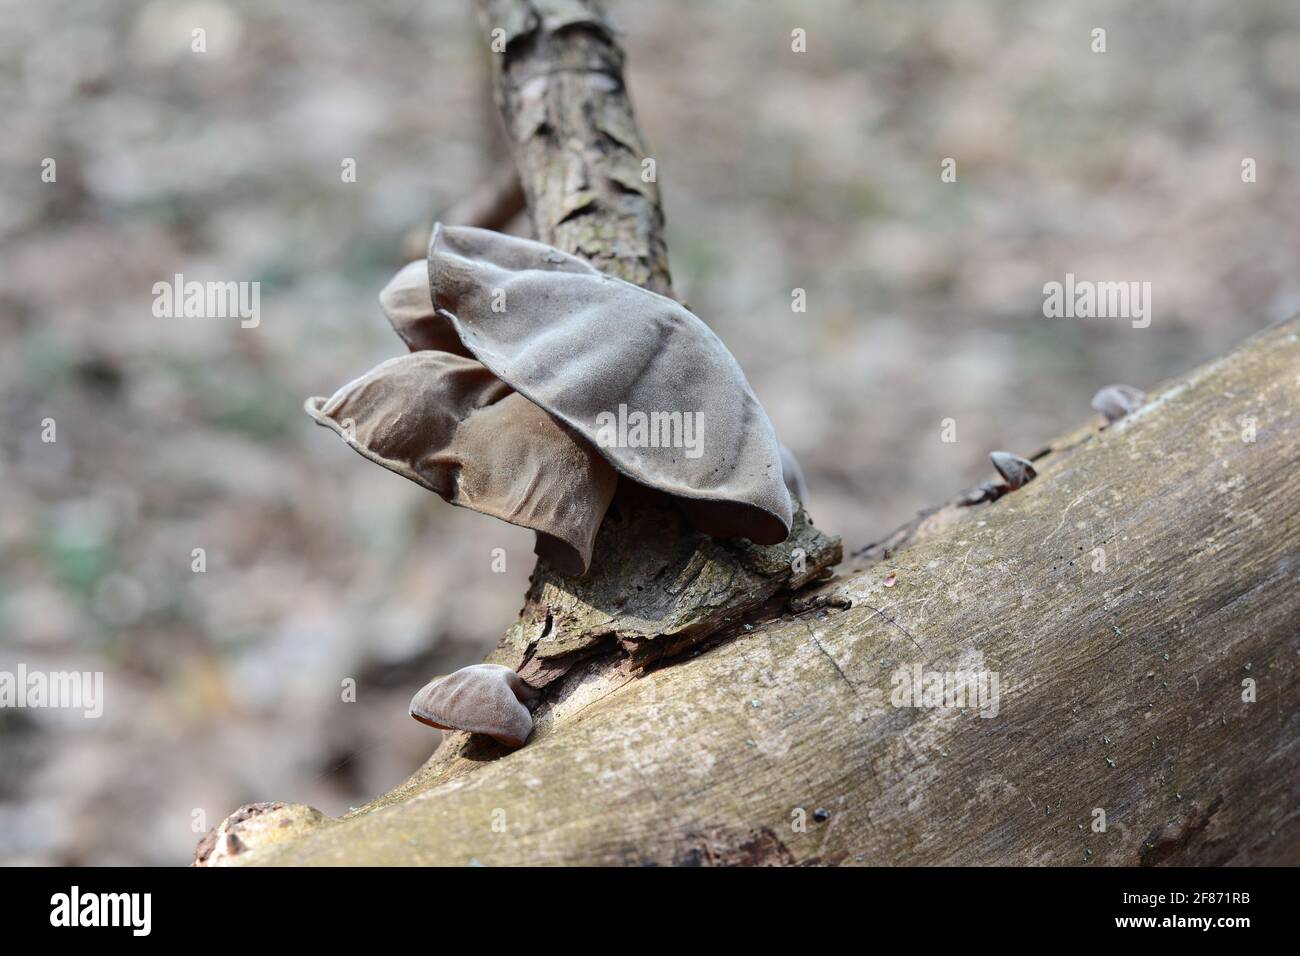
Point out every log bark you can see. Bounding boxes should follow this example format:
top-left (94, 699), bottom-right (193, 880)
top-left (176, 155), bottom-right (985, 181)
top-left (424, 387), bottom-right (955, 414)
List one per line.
top-left (201, 0), bottom-right (1300, 866)
top-left (230, 312), bottom-right (1300, 865)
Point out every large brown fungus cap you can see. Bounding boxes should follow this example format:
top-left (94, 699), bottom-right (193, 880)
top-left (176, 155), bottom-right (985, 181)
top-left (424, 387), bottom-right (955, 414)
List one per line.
top-left (306, 224), bottom-right (794, 573)
top-left (427, 224), bottom-right (793, 543)
top-left (305, 352), bottom-right (616, 576)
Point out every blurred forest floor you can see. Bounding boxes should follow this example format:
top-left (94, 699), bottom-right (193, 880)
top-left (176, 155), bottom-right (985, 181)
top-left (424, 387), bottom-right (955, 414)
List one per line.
top-left (2, 0), bottom-right (1298, 863)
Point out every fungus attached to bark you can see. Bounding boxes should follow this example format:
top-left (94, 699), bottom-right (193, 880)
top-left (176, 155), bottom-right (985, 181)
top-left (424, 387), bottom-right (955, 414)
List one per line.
top-left (409, 664), bottom-right (540, 749)
top-left (1091, 384), bottom-right (1146, 423)
top-left (990, 450), bottom-right (1037, 490)
top-left (306, 224), bottom-right (795, 574)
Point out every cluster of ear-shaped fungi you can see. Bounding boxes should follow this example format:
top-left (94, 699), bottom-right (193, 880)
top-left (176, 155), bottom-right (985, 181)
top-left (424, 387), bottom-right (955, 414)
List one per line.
top-left (307, 223), bottom-right (798, 577)
top-left (307, 224), bottom-right (803, 748)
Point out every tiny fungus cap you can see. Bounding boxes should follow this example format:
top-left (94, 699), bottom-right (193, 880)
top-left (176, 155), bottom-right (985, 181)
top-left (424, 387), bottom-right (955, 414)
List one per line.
top-left (408, 663), bottom-right (539, 749)
top-left (305, 351), bottom-right (617, 575)
top-left (1091, 384), bottom-right (1146, 423)
top-left (990, 450), bottom-right (1037, 490)
top-left (426, 224), bottom-right (794, 545)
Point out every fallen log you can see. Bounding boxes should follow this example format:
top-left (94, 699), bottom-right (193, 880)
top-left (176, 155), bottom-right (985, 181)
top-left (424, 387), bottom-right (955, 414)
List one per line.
top-left (213, 309), bottom-right (1300, 865)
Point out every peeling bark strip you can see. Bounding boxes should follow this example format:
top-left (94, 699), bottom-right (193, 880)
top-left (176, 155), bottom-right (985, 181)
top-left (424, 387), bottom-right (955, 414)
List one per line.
top-left (487, 497), bottom-right (840, 687)
top-left (235, 317), bottom-right (1299, 865)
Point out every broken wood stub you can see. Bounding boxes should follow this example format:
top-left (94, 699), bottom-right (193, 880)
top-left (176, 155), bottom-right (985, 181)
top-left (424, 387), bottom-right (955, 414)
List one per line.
top-left (477, 0), bottom-right (838, 690)
top-left (479, 0), bottom-right (672, 296)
